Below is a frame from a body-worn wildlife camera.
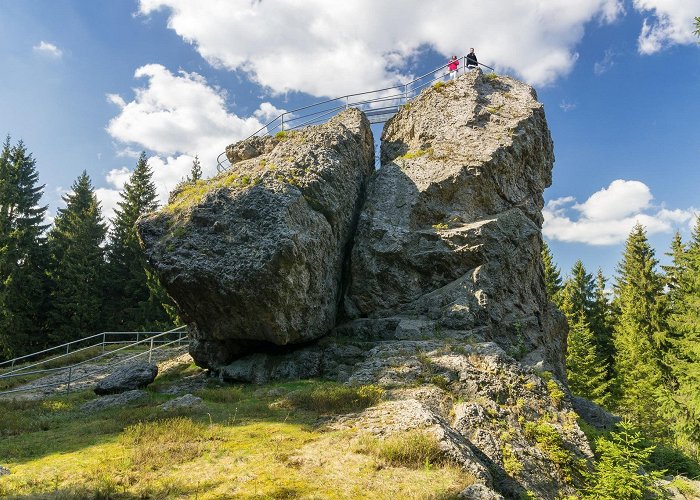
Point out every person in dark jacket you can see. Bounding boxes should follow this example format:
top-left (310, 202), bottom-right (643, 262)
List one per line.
top-left (466, 48), bottom-right (478, 70)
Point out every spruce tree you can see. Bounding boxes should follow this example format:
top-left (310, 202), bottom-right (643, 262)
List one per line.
top-left (590, 269), bottom-right (615, 369)
top-left (542, 240), bottom-right (563, 306)
top-left (560, 260), bottom-right (595, 321)
top-left (46, 172), bottom-right (107, 344)
top-left (0, 137), bottom-right (49, 358)
top-left (664, 216), bottom-right (700, 455)
top-left (662, 232), bottom-right (687, 310)
top-left (612, 224), bottom-right (668, 437)
top-left (565, 299), bottom-right (611, 406)
top-left (188, 155), bottom-right (202, 182)
top-left (107, 152), bottom-right (172, 330)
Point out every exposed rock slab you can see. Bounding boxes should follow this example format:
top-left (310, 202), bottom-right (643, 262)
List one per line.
top-left (81, 389), bottom-right (148, 412)
top-left (138, 109), bottom-right (374, 368)
top-left (159, 393), bottom-right (205, 411)
top-left (94, 363), bottom-right (158, 395)
top-left (345, 70), bottom-right (566, 379)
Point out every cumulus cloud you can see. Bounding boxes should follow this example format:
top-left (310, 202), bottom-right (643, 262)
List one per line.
top-left (138, 0), bottom-right (624, 94)
top-left (633, 0), bottom-right (700, 53)
top-left (544, 180), bottom-right (696, 245)
top-left (103, 64), bottom-right (283, 211)
top-left (106, 64), bottom-right (269, 160)
top-left (33, 41), bottom-right (63, 58)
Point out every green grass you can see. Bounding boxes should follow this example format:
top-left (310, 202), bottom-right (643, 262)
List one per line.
top-left (484, 72), bottom-right (499, 81)
top-left (0, 378), bottom-right (473, 499)
top-left (355, 431), bottom-right (455, 469)
top-left (280, 381), bottom-right (384, 414)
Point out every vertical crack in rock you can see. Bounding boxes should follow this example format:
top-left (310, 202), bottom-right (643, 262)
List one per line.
top-left (345, 70), bottom-right (566, 380)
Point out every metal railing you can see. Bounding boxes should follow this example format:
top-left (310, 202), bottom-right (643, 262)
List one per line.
top-left (0, 326), bottom-right (188, 396)
top-left (216, 56), bottom-right (495, 172)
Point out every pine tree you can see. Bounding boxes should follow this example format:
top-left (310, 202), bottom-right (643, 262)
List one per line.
top-left (612, 224), bottom-right (668, 437)
top-left (46, 172), bottom-right (107, 344)
top-left (188, 155), bottom-right (202, 182)
top-left (107, 152), bottom-right (173, 331)
top-left (542, 240), bottom-right (563, 306)
top-left (664, 216), bottom-right (700, 455)
top-left (0, 137), bottom-right (49, 358)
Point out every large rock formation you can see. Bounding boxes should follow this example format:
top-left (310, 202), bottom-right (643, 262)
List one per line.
top-left (139, 71), bottom-right (591, 498)
top-left (344, 70), bottom-right (566, 380)
top-left (138, 109), bottom-right (374, 368)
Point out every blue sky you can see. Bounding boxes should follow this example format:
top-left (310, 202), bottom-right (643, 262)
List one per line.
top-left (0, 0), bottom-right (698, 283)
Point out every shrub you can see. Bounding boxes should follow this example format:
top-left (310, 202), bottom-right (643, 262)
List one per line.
top-left (524, 418), bottom-right (585, 483)
top-left (583, 421), bottom-right (664, 499)
top-left (432, 81), bottom-right (446, 91)
top-left (502, 443), bottom-right (523, 476)
top-left (484, 72), bottom-right (499, 81)
top-left (432, 223), bottom-right (449, 231)
top-left (648, 444), bottom-right (700, 477)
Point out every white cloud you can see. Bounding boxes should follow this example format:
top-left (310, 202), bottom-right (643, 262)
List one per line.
top-left (138, 0), bottom-right (624, 94)
top-left (544, 180), bottom-right (696, 245)
top-left (106, 64), bottom-right (266, 159)
top-left (593, 48), bottom-right (617, 75)
top-left (573, 179), bottom-right (651, 220)
top-left (104, 64), bottom-right (282, 210)
top-left (33, 41), bottom-right (63, 58)
top-left (633, 0), bottom-right (700, 54)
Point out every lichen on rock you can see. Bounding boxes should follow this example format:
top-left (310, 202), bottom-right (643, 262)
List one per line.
top-left (138, 109), bottom-right (374, 368)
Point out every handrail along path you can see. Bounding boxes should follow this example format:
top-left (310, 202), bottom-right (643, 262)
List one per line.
top-left (216, 57), bottom-right (494, 172)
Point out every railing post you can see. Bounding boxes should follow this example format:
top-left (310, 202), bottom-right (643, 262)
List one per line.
top-left (345, 96), bottom-right (349, 110)
top-left (136, 332), bottom-right (140, 344)
top-left (66, 366), bottom-right (72, 394)
top-left (102, 332), bottom-right (106, 353)
top-left (148, 337), bottom-right (154, 363)
top-left (280, 114), bottom-right (285, 132)
top-left (66, 343), bottom-right (70, 355)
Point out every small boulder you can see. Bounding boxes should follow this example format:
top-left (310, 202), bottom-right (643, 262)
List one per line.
top-left (81, 389), bottom-right (148, 412)
top-left (0, 465), bottom-right (10, 476)
top-left (159, 393), bottom-right (205, 411)
top-left (94, 363), bottom-right (158, 395)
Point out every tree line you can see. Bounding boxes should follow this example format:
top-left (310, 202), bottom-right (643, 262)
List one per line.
top-left (0, 137), bottom-right (203, 361)
top-left (544, 219), bottom-right (700, 463)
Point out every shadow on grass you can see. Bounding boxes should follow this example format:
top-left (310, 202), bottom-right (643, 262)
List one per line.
top-left (0, 379), bottom-right (368, 465)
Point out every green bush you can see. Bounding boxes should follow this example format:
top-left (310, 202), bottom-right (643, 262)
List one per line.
top-left (583, 421), bottom-right (664, 499)
top-left (648, 443), bottom-right (700, 478)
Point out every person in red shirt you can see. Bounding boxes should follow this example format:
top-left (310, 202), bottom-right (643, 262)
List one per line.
top-left (448, 55), bottom-right (460, 80)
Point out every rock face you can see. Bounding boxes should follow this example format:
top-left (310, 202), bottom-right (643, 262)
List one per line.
top-left (138, 109), bottom-right (374, 368)
top-left (94, 363), bottom-right (158, 395)
top-left (138, 71), bottom-right (590, 498)
top-left (345, 70), bottom-right (566, 379)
